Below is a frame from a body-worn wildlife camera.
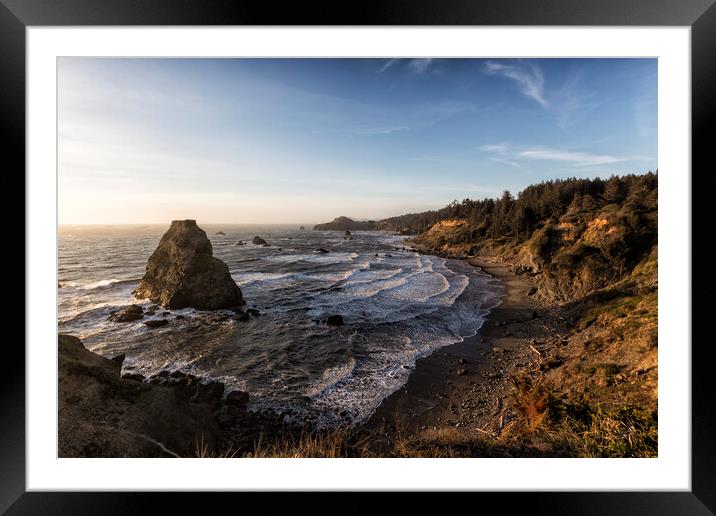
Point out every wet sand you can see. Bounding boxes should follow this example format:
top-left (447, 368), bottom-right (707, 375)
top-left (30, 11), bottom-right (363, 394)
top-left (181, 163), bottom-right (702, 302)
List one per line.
top-left (366, 256), bottom-right (551, 437)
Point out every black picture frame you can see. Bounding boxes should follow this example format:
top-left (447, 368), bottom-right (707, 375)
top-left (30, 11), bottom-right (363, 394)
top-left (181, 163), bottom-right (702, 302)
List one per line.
top-left (5, 0), bottom-right (715, 512)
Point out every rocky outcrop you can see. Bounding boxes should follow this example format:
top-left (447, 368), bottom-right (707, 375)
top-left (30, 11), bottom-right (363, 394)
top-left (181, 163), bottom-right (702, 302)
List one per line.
top-left (313, 216), bottom-right (377, 231)
top-left (134, 220), bottom-right (244, 310)
top-left (252, 236), bottom-right (268, 246)
top-left (58, 334), bottom-right (221, 457)
top-left (58, 333), bottom-right (263, 458)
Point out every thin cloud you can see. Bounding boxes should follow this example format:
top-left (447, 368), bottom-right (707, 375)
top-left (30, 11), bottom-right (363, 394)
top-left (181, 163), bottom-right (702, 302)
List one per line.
top-left (485, 60), bottom-right (547, 107)
top-left (481, 142), bottom-right (628, 167)
top-left (518, 147), bottom-right (626, 167)
top-left (490, 157), bottom-right (522, 168)
top-left (479, 143), bottom-right (510, 153)
top-left (409, 58), bottom-right (434, 74)
top-left (378, 58), bottom-right (398, 73)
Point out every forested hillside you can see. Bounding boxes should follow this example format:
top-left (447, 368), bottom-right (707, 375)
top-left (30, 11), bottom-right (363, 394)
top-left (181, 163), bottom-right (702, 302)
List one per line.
top-left (382, 172), bottom-right (657, 304)
top-left (380, 173), bottom-right (656, 242)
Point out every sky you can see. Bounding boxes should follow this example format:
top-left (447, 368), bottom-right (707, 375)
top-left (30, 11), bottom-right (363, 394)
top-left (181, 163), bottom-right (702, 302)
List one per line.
top-left (58, 58), bottom-right (657, 224)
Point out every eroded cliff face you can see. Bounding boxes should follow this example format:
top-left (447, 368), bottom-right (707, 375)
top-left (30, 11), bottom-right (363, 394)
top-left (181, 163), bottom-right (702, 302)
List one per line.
top-left (413, 199), bottom-right (656, 306)
top-left (411, 202), bottom-right (658, 449)
top-left (135, 220), bottom-right (244, 310)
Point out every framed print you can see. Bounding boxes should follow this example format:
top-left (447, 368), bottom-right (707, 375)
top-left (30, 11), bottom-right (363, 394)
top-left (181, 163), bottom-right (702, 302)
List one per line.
top-left (4, 0), bottom-right (715, 512)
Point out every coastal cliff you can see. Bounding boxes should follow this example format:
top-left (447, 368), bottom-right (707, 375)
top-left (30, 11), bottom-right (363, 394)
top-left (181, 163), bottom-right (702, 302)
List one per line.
top-left (400, 173), bottom-right (657, 305)
top-left (378, 173), bottom-right (658, 456)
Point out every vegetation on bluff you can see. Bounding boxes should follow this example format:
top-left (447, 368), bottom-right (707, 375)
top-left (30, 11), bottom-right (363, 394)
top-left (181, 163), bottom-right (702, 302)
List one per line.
top-left (375, 172), bottom-right (658, 458)
top-left (379, 172), bottom-right (657, 241)
top-left (384, 172), bottom-right (657, 304)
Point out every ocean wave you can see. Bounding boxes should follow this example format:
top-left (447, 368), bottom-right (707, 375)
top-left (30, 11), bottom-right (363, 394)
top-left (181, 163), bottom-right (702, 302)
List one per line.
top-left (303, 357), bottom-right (357, 399)
top-left (66, 278), bottom-right (140, 291)
top-left (263, 252), bottom-right (359, 265)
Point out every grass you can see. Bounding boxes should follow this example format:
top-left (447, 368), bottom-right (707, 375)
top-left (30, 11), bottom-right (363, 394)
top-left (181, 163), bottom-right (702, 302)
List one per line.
top-left (247, 428), bottom-right (352, 458)
top-left (510, 373), bottom-right (552, 431)
top-left (194, 433), bottom-right (238, 458)
top-left (539, 404), bottom-right (658, 458)
top-left (504, 367), bottom-right (657, 458)
top-left (191, 424), bottom-right (509, 458)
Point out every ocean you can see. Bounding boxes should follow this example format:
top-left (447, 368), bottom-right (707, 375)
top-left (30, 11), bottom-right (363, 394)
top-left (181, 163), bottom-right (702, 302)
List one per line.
top-left (58, 224), bottom-right (504, 427)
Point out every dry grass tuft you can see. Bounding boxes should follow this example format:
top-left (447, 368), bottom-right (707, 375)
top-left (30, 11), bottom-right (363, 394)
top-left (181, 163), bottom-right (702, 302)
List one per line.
top-left (246, 427), bottom-right (351, 458)
top-left (510, 373), bottom-right (551, 431)
top-left (193, 433), bottom-right (238, 458)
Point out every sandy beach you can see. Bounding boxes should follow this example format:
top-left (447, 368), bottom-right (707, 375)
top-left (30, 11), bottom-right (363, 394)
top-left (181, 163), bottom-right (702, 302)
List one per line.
top-left (366, 256), bottom-right (554, 440)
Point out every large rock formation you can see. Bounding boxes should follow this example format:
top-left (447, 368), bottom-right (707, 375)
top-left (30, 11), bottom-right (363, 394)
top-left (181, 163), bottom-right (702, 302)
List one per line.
top-left (135, 220), bottom-right (244, 309)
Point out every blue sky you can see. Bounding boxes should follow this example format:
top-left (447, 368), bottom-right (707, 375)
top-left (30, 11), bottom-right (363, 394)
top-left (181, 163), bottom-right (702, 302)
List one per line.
top-left (58, 58), bottom-right (657, 224)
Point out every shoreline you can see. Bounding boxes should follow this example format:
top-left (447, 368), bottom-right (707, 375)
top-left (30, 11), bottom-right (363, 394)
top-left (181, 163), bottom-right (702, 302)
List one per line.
top-left (364, 255), bottom-right (550, 439)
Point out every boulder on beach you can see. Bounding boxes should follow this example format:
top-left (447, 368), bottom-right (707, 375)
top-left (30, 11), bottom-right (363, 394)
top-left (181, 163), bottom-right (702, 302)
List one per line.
top-left (108, 304), bottom-right (144, 322)
top-left (234, 240), bottom-right (246, 246)
top-left (316, 248), bottom-right (330, 254)
top-left (252, 236), bottom-right (268, 246)
top-left (134, 220), bottom-right (245, 310)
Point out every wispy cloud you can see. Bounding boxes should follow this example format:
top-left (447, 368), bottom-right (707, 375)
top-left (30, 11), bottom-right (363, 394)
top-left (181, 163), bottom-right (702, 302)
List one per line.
top-left (377, 58), bottom-right (435, 75)
top-left (409, 58), bottom-right (434, 74)
top-left (517, 147), bottom-right (626, 166)
top-left (485, 60), bottom-right (547, 107)
top-left (480, 143), bottom-right (628, 167)
top-left (378, 58), bottom-right (398, 73)
top-left (489, 156), bottom-right (522, 168)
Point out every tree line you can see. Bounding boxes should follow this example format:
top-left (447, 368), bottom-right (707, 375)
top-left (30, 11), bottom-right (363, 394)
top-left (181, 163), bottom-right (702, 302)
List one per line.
top-left (379, 172), bottom-right (657, 242)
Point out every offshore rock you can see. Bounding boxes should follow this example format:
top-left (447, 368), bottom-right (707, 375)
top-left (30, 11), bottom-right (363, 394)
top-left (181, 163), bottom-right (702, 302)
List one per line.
top-left (135, 220), bottom-right (244, 310)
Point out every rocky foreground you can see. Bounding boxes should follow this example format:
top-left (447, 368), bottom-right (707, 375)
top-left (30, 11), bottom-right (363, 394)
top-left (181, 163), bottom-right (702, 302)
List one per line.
top-left (58, 334), bottom-right (296, 457)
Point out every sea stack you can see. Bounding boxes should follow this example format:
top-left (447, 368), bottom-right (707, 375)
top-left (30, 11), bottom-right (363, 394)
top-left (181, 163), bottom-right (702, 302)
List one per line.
top-left (135, 220), bottom-right (244, 310)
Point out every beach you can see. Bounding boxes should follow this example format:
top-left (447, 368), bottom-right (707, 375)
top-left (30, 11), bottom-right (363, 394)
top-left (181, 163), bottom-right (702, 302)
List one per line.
top-left (365, 256), bottom-right (552, 444)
